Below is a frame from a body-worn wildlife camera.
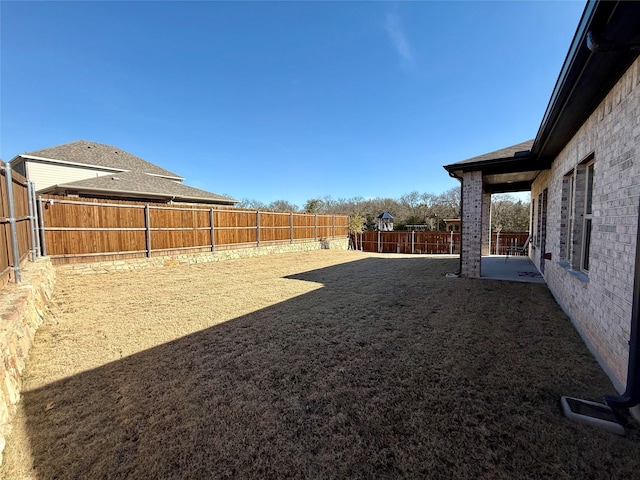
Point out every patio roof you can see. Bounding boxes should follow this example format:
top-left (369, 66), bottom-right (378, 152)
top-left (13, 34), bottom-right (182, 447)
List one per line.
top-left (443, 140), bottom-right (541, 193)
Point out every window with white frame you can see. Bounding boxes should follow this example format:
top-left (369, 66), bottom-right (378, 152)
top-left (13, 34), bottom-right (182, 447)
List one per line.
top-left (581, 160), bottom-right (594, 271)
top-left (562, 154), bottom-right (594, 272)
top-left (560, 171), bottom-right (574, 261)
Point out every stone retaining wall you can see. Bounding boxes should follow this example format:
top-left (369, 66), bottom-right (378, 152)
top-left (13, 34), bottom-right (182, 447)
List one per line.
top-left (56, 238), bottom-right (349, 275)
top-left (0, 258), bottom-right (56, 465)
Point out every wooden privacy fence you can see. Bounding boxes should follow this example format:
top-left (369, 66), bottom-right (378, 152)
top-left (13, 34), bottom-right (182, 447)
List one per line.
top-left (355, 231), bottom-right (461, 254)
top-left (38, 195), bottom-right (349, 264)
top-left (0, 161), bottom-right (38, 286)
top-left (354, 230), bottom-right (529, 255)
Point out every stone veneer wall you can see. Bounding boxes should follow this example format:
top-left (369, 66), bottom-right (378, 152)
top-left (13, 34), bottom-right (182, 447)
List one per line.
top-left (55, 238), bottom-right (349, 274)
top-left (530, 57), bottom-right (640, 391)
top-left (0, 258), bottom-right (56, 465)
top-left (461, 171), bottom-right (484, 277)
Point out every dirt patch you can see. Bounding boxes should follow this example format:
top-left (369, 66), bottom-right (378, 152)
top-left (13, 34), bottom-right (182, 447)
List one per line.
top-left (2, 250), bottom-right (639, 479)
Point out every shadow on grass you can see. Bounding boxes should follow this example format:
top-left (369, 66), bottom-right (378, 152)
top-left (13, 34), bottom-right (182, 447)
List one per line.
top-left (20, 256), bottom-right (640, 478)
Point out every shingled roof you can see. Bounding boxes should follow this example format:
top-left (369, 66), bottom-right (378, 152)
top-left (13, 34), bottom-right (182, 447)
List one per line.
top-left (443, 140), bottom-right (539, 194)
top-left (16, 140), bottom-right (237, 205)
top-left (23, 140), bottom-right (182, 179)
top-left (450, 140), bottom-right (534, 167)
top-left (42, 171), bottom-right (237, 205)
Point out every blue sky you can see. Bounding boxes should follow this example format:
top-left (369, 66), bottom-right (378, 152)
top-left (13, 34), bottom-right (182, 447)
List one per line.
top-left (1, 1), bottom-right (585, 206)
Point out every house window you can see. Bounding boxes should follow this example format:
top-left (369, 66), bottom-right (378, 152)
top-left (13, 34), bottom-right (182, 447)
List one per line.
top-left (535, 193), bottom-right (542, 247)
top-left (564, 154), bottom-right (594, 272)
top-left (560, 171), bottom-right (574, 261)
top-left (581, 161), bottom-right (594, 271)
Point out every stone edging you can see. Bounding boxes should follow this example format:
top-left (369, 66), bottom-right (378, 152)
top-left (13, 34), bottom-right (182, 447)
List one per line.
top-left (56, 239), bottom-right (349, 275)
top-left (0, 258), bottom-right (56, 465)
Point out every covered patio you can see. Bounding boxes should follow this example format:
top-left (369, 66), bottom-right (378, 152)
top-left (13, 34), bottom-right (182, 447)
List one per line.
top-left (444, 140), bottom-right (542, 278)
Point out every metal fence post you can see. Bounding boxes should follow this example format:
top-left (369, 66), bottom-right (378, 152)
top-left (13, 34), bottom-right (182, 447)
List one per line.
top-left (290, 212), bottom-right (293, 243)
top-left (411, 230), bottom-right (415, 254)
top-left (450, 230), bottom-right (454, 254)
top-left (37, 196), bottom-right (47, 256)
top-left (314, 214), bottom-right (318, 241)
top-left (27, 181), bottom-right (40, 259)
top-left (5, 164), bottom-right (22, 283)
top-left (209, 208), bottom-right (215, 252)
top-left (256, 210), bottom-right (260, 247)
top-left (144, 204), bottom-right (152, 257)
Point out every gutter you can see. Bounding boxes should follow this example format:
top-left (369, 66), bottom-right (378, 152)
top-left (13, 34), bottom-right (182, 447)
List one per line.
top-left (41, 184), bottom-right (237, 205)
top-left (531, 0), bottom-right (598, 160)
top-left (13, 155), bottom-right (185, 182)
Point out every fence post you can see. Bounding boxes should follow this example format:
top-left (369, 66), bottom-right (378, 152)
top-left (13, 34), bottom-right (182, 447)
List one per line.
top-left (27, 181), bottom-right (40, 259)
top-left (256, 211), bottom-right (260, 247)
top-left (332, 215), bottom-right (335, 239)
top-left (5, 164), bottom-right (22, 283)
top-left (377, 230), bottom-right (381, 253)
top-left (37, 197), bottom-right (47, 256)
top-left (144, 204), bottom-right (152, 257)
top-left (450, 230), bottom-right (454, 254)
top-left (411, 230), bottom-right (415, 254)
top-left (314, 214), bottom-right (317, 241)
top-left (290, 212), bottom-right (294, 243)
top-left (209, 209), bottom-right (215, 252)
top-left (496, 232), bottom-right (501, 255)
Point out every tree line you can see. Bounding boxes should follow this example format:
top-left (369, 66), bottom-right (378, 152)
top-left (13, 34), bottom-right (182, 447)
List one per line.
top-left (237, 187), bottom-right (530, 233)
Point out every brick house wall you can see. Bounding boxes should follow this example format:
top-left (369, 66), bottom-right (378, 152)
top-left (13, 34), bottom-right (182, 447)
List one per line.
top-left (530, 57), bottom-right (640, 391)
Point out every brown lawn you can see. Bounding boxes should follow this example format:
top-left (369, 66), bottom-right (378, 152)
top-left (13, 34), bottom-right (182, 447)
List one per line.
top-left (2, 250), bottom-right (640, 479)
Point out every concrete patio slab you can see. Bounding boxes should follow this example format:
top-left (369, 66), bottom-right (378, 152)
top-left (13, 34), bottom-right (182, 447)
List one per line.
top-left (481, 255), bottom-right (545, 284)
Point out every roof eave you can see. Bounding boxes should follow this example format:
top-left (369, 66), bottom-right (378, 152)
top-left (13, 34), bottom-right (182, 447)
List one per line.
top-left (444, 154), bottom-right (535, 177)
top-left (532, 0), bottom-right (640, 163)
top-left (39, 184), bottom-right (237, 205)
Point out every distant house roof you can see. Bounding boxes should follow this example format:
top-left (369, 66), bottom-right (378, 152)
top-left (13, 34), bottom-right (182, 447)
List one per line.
top-left (377, 212), bottom-right (394, 219)
top-left (14, 140), bottom-right (237, 205)
top-left (41, 171), bottom-right (237, 205)
top-left (21, 140), bottom-right (183, 179)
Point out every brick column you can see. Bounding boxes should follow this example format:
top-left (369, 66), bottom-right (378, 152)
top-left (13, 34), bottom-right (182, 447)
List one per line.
top-left (482, 192), bottom-right (492, 255)
top-left (461, 171), bottom-right (483, 277)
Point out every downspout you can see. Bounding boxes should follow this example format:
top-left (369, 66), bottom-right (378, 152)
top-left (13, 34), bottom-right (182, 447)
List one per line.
top-left (605, 196), bottom-right (640, 410)
top-left (587, 23), bottom-right (640, 411)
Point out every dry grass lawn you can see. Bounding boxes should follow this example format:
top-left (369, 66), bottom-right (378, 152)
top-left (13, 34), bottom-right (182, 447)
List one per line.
top-left (2, 250), bottom-right (640, 479)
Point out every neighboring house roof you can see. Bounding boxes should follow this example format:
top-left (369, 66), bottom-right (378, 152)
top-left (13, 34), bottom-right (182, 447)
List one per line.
top-left (13, 140), bottom-right (237, 205)
top-left (377, 212), bottom-right (394, 219)
top-left (41, 171), bottom-right (237, 205)
top-left (21, 140), bottom-right (183, 179)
